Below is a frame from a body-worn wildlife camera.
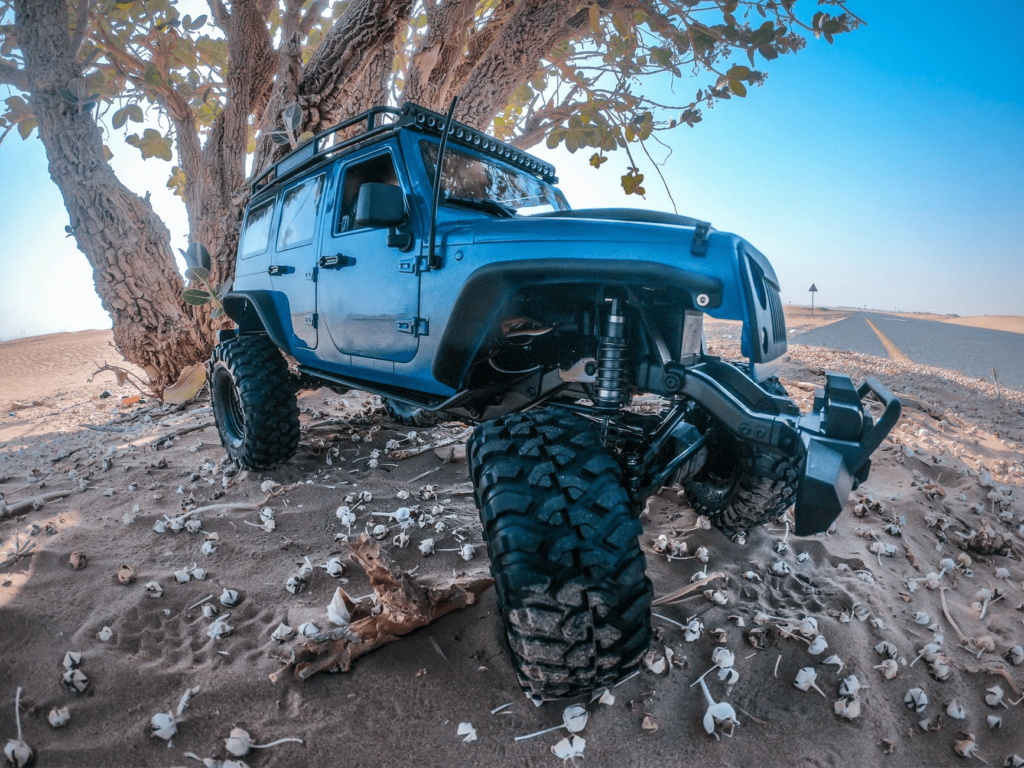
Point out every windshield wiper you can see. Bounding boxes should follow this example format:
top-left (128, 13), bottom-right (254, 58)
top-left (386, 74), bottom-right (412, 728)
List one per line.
top-left (442, 195), bottom-right (514, 218)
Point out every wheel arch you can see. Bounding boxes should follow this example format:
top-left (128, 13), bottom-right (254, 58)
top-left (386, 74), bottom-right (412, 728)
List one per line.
top-left (432, 259), bottom-right (723, 389)
top-left (223, 290), bottom-right (293, 353)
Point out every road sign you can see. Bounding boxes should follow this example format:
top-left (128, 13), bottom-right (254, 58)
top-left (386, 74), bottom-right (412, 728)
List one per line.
top-left (809, 284), bottom-right (817, 313)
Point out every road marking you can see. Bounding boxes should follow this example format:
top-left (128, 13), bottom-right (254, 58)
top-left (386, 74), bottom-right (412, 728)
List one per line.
top-left (864, 317), bottom-right (912, 362)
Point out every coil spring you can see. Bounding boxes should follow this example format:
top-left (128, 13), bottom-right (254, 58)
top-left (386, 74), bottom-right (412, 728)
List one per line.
top-left (594, 298), bottom-right (628, 410)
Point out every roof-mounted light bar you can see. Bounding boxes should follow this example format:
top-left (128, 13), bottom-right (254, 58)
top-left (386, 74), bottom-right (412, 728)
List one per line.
top-left (250, 102), bottom-right (557, 196)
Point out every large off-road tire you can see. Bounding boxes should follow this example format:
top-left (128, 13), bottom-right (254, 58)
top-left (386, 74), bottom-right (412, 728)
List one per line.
top-left (682, 378), bottom-right (799, 537)
top-left (468, 407), bottom-right (652, 700)
top-left (209, 335), bottom-right (300, 470)
top-left (383, 397), bottom-right (443, 428)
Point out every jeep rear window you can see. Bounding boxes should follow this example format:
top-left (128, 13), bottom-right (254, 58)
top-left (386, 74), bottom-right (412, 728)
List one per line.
top-left (277, 173), bottom-right (325, 250)
top-left (239, 199), bottom-right (275, 259)
top-left (420, 142), bottom-right (568, 215)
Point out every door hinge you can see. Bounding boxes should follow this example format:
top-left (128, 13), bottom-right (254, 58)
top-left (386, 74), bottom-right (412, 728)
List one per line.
top-left (305, 266), bottom-right (319, 282)
top-left (398, 256), bottom-right (420, 275)
top-left (396, 317), bottom-right (428, 336)
top-left (305, 313), bottom-right (318, 329)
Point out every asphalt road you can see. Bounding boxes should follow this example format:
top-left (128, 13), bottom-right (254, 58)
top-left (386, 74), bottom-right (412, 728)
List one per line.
top-left (789, 312), bottom-right (1024, 392)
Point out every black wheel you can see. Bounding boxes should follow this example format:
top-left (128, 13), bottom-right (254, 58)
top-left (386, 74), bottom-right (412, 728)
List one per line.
top-left (209, 335), bottom-right (300, 470)
top-left (682, 378), bottom-right (799, 537)
top-left (383, 397), bottom-right (442, 427)
top-left (468, 407), bottom-right (652, 700)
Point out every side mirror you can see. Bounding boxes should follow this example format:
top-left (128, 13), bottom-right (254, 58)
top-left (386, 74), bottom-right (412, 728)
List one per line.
top-left (354, 183), bottom-right (406, 228)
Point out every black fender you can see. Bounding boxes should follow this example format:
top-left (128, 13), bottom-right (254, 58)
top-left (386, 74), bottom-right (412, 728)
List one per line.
top-left (432, 259), bottom-right (723, 389)
top-left (223, 291), bottom-right (292, 353)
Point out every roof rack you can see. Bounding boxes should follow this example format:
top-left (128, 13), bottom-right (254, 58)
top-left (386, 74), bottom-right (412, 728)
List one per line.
top-left (250, 102), bottom-right (557, 197)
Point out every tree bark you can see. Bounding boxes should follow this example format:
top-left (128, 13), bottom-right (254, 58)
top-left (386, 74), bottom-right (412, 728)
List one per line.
top-left (15, 0), bottom-right (208, 388)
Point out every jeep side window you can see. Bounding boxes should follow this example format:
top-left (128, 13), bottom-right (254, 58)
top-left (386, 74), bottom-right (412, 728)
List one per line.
top-left (277, 173), bottom-right (325, 250)
top-left (238, 199), bottom-right (275, 259)
top-left (337, 153), bottom-right (400, 232)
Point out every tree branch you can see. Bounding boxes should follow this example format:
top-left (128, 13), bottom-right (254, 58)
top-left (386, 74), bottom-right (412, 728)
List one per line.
top-left (68, 0), bottom-right (90, 58)
top-left (0, 58), bottom-right (29, 90)
top-left (206, 0), bottom-right (230, 30)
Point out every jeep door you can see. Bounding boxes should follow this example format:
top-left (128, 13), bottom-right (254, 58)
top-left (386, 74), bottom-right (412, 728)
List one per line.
top-left (269, 171), bottom-right (326, 350)
top-left (318, 147), bottom-right (420, 363)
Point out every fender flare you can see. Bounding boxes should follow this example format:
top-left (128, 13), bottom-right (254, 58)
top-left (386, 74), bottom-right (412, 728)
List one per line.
top-left (223, 291), bottom-right (292, 353)
top-left (432, 259), bottom-right (723, 389)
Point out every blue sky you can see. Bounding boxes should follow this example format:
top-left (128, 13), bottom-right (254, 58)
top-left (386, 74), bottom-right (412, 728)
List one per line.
top-left (1, 0), bottom-right (1022, 339)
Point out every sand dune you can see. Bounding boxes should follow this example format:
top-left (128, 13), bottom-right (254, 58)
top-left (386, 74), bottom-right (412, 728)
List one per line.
top-left (1, 329), bottom-right (1022, 768)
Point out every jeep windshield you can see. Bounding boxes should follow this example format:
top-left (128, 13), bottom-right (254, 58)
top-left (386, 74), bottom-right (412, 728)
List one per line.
top-left (420, 141), bottom-right (570, 216)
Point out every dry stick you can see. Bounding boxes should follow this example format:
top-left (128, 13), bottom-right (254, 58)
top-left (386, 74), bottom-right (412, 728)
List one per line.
top-left (128, 421), bottom-right (214, 445)
top-left (269, 534), bottom-right (492, 683)
top-left (651, 571), bottom-right (726, 607)
top-left (391, 428), bottom-right (473, 460)
top-left (939, 587), bottom-right (968, 643)
top-left (0, 489), bottom-right (74, 520)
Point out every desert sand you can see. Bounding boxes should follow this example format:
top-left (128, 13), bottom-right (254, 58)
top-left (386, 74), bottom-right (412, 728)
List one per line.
top-left (1, 327), bottom-right (1022, 768)
top-left (941, 316), bottom-right (1024, 336)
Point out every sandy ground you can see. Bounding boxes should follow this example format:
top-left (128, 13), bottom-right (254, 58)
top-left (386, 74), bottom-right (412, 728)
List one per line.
top-left (784, 306), bottom-right (1024, 337)
top-left (941, 316), bottom-right (1024, 336)
top-left (1, 329), bottom-right (1023, 768)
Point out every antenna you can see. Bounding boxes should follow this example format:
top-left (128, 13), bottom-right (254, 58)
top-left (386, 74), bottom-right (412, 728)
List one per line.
top-left (428, 96), bottom-right (459, 270)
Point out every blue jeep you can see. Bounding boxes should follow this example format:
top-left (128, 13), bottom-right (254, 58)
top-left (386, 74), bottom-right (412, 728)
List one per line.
top-left (210, 103), bottom-right (900, 698)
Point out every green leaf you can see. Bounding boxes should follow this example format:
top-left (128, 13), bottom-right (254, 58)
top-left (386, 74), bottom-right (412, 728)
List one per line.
top-left (726, 64), bottom-right (751, 80)
top-left (589, 5), bottom-right (601, 34)
top-left (127, 104), bottom-right (144, 122)
top-left (112, 107), bottom-right (129, 129)
top-left (589, 153), bottom-right (607, 169)
top-left (190, 14), bottom-right (207, 30)
top-left (211, 306), bottom-right (224, 319)
top-left (729, 79), bottom-right (747, 97)
top-left (102, 145), bottom-right (113, 161)
top-left (282, 102), bottom-right (302, 132)
top-left (181, 288), bottom-right (212, 306)
top-left (185, 266), bottom-right (210, 283)
top-left (182, 242), bottom-right (211, 271)
top-left (297, 130), bottom-right (315, 144)
top-left (143, 63), bottom-right (165, 88)
top-left (269, 127), bottom-right (291, 145)
top-left (126, 128), bottom-right (173, 160)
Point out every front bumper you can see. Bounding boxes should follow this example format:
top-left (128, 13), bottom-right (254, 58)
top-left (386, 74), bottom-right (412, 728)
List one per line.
top-left (677, 363), bottom-right (901, 535)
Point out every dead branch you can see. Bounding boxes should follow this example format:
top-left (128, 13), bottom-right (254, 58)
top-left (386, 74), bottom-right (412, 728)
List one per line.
top-left (0, 534), bottom-right (37, 568)
top-left (0, 489), bottom-right (75, 521)
top-left (391, 428), bottom-right (473, 460)
top-left (89, 362), bottom-right (157, 398)
top-left (270, 535), bottom-right (492, 682)
top-left (651, 571), bottom-right (726, 607)
top-left (129, 421), bottom-right (214, 445)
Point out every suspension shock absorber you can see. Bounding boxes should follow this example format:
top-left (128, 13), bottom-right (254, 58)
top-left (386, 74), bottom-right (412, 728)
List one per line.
top-left (594, 297), bottom-right (629, 411)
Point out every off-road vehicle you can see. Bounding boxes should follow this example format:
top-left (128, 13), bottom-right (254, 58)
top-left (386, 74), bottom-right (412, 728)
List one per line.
top-left (209, 102), bottom-right (900, 699)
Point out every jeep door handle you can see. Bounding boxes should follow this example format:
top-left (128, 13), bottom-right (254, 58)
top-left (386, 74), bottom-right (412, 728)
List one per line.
top-left (320, 254), bottom-right (355, 269)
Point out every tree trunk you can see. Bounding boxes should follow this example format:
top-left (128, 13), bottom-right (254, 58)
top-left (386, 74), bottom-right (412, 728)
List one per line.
top-left (16, 0), bottom-right (209, 389)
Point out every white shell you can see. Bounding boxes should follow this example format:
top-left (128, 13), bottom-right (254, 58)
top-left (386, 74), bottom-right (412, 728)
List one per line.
top-left (875, 641), bottom-right (898, 658)
top-left (327, 588), bottom-right (351, 626)
top-left (144, 581), bottom-right (163, 598)
top-left (562, 704), bottom-right (588, 733)
top-left (97, 626), bottom-right (113, 642)
top-left (189, 565), bottom-right (207, 581)
top-left (771, 560), bottom-right (791, 576)
top-left (838, 675), bottom-right (862, 698)
top-left (202, 603), bottom-right (219, 618)
top-left (271, 623), bottom-right (294, 642)
top-left (220, 588), bottom-right (240, 606)
top-left (946, 699), bottom-right (967, 720)
top-left (904, 687), bottom-right (928, 712)
top-left (201, 540), bottom-right (217, 555)
top-left (985, 685), bottom-right (1005, 707)
top-left (913, 612), bottom-right (931, 625)
top-left (151, 712), bottom-right (177, 740)
top-left (798, 617), bottom-right (818, 637)
top-left (833, 697), bottom-right (860, 720)
top-left (324, 557), bottom-right (345, 577)
top-left (185, 519), bottom-right (202, 533)
top-left (174, 568), bottom-right (192, 583)
top-left (63, 651), bottom-right (82, 670)
top-left (418, 538), bottom-right (435, 556)
top-left (225, 727), bottom-right (253, 756)
top-left (1007, 645), bottom-right (1024, 666)
top-left (823, 655), bottom-right (844, 673)
top-left (48, 706), bottom-right (70, 728)
top-left (807, 635), bottom-right (828, 656)
top-left (874, 659), bottom-right (898, 679)
top-left (987, 714), bottom-right (1001, 729)
top-left (684, 619), bottom-right (703, 642)
top-left (456, 722), bottom-right (478, 743)
top-left (393, 532), bottom-right (410, 549)
top-left (298, 622), bottom-right (320, 637)
top-left (551, 734), bottom-right (585, 760)
top-left (711, 647), bottom-right (735, 669)
top-left (207, 615), bottom-right (232, 640)
top-left (794, 667), bottom-right (819, 692)
top-left (460, 544), bottom-right (475, 561)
